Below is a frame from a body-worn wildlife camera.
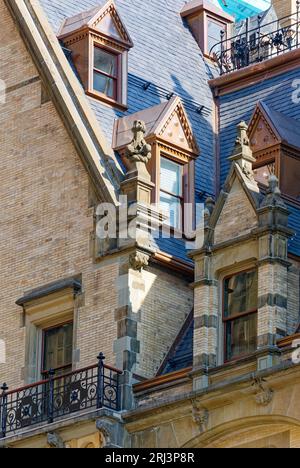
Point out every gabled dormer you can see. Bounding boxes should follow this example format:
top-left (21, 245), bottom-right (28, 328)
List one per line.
top-left (58, 0), bottom-right (133, 109)
top-left (181, 0), bottom-right (234, 58)
top-left (248, 101), bottom-right (300, 201)
top-left (113, 96), bottom-right (199, 232)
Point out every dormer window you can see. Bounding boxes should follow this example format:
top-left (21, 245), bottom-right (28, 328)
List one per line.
top-left (113, 96), bottom-right (200, 235)
top-left (207, 16), bottom-right (227, 54)
top-left (248, 102), bottom-right (300, 201)
top-left (58, 0), bottom-right (133, 109)
top-left (180, 0), bottom-right (234, 58)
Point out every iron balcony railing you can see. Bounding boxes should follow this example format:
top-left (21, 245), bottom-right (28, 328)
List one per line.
top-left (210, 4), bottom-right (300, 75)
top-left (0, 353), bottom-right (122, 439)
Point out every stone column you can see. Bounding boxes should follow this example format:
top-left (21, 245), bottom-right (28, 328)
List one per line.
top-left (191, 198), bottom-right (218, 391)
top-left (114, 121), bottom-right (165, 409)
top-left (256, 175), bottom-right (295, 370)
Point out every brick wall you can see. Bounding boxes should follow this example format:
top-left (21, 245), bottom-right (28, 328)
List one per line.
top-left (214, 178), bottom-right (257, 244)
top-left (0, 1), bottom-right (119, 388)
top-left (0, 2), bottom-right (194, 389)
top-left (136, 266), bottom-right (193, 378)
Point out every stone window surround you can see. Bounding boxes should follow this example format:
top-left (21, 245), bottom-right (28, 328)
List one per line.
top-left (216, 259), bottom-right (258, 366)
top-left (16, 278), bottom-right (82, 384)
top-left (222, 267), bottom-right (258, 363)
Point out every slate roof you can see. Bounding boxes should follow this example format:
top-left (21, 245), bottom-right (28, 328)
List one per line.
top-left (158, 311), bottom-right (194, 375)
top-left (260, 102), bottom-right (300, 150)
top-left (39, 0), bottom-right (219, 264)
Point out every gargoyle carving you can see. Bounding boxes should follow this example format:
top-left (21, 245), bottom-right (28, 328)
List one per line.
top-left (252, 377), bottom-right (274, 406)
top-left (47, 432), bottom-right (65, 449)
top-left (260, 174), bottom-right (286, 209)
top-left (126, 120), bottom-right (152, 164)
top-left (129, 251), bottom-right (149, 271)
top-left (192, 400), bottom-right (209, 432)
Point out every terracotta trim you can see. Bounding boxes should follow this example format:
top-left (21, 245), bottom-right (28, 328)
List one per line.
top-left (152, 252), bottom-right (194, 277)
top-left (288, 253), bottom-right (300, 263)
top-left (278, 333), bottom-right (300, 348)
top-left (180, 0), bottom-right (234, 23)
top-left (133, 367), bottom-right (192, 393)
top-left (209, 48), bottom-right (300, 96)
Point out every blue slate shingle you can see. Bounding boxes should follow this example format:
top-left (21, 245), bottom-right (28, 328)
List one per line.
top-left (40, 0), bottom-right (217, 263)
top-left (219, 69), bottom-right (300, 186)
top-left (219, 69), bottom-right (300, 257)
top-left (37, 0), bottom-right (300, 374)
top-left (159, 313), bottom-right (194, 375)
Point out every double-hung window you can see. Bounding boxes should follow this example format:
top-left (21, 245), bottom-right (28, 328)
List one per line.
top-left (223, 270), bottom-right (258, 362)
top-left (42, 322), bottom-right (73, 377)
top-left (93, 47), bottom-right (119, 100)
top-left (207, 17), bottom-right (226, 55)
top-left (160, 156), bottom-right (183, 231)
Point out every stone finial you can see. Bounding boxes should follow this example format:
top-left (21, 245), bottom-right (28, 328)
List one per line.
top-left (125, 120), bottom-right (152, 165)
top-left (234, 121), bottom-right (251, 155)
top-left (229, 121), bottom-right (256, 181)
top-left (261, 174), bottom-right (286, 209)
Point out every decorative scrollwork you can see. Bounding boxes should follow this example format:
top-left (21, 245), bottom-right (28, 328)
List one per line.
top-left (0, 355), bottom-right (121, 438)
top-left (211, 11), bottom-right (300, 75)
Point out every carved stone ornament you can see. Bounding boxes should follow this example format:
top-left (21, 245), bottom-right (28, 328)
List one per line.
top-left (252, 377), bottom-right (274, 406)
top-left (192, 400), bottom-right (209, 431)
top-left (260, 174), bottom-right (286, 209)
top-left (233, 121), bottom-right (253, 159)
top-left (231, 121), bottom-right (256, 183)
top-left (96, 420), bottom-right (112, 448)
top-left (129, 251), bottom-right (149, 271)
top-left (126, 120), bottom-right (152, 165)
top-left (47, 432), bottom-right (65, 449)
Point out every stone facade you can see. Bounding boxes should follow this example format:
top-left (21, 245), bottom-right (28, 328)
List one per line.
top-left (0, 1), bottom-right (191, 395)
top-left (1, 0), bottom-right (300, 450)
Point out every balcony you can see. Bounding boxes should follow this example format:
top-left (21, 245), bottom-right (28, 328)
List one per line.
top-left (0, 353), bottom-right (122, 440)
top-left (211, 7), bottom-right (300, 75)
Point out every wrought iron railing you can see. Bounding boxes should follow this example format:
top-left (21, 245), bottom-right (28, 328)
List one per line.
top-left (0, 353), bottom-right (122, 439)
top-left (210, 4), bottom-right (300, 75)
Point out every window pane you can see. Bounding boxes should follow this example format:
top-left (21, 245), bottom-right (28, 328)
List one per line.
top-left (93, 71), bottom-right (115, 98)
top-left (224, 270), bottom-right (258, 318)
top-left (208, 20), bottom-right (224, 54)
top-left (94, 48), bottom-right (117, 76)
top-left (43, 323), bottom-right (73, 372)
top-left (226, 313), bottom-right (257, 360)
top-left (160, 157), bottom-right (182, 196)
top-left (160, 191), bottom-right (181, 229)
